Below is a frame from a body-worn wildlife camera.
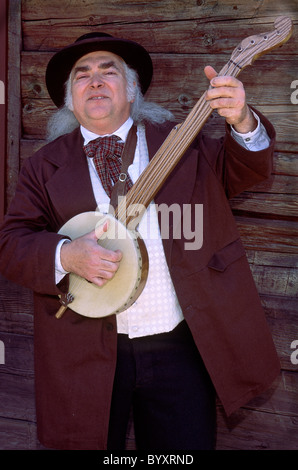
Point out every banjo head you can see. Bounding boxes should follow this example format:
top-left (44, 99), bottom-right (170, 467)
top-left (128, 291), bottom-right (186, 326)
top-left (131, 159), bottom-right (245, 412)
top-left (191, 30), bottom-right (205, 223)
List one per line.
top-left (58, 211), bottom-right (148, 318)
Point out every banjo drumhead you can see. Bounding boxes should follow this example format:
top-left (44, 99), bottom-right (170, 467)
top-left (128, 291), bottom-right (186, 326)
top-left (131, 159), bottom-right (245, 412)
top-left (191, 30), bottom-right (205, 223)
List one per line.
top-left (58, 211), bottom-right (148, 318)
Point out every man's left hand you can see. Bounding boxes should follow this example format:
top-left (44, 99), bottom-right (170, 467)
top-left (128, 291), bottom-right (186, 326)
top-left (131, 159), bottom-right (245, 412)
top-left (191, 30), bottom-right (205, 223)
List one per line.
top-left (204, 65), bottom-right (257, 134)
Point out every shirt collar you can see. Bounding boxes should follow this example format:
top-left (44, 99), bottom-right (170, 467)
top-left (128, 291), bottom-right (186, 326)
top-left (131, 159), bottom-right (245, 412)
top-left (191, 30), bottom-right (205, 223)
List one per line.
top-left (80, 116), bottom-right (134, 145)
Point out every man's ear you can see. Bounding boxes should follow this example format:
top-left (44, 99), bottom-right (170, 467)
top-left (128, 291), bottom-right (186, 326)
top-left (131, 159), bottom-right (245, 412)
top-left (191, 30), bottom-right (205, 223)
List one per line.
top-left (130, 81), bottom-right (137, 103)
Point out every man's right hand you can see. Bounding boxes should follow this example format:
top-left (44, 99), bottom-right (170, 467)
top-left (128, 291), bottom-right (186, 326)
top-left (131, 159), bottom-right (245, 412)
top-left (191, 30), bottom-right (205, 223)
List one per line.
top-left (60, 222), bottom-right (122, 287)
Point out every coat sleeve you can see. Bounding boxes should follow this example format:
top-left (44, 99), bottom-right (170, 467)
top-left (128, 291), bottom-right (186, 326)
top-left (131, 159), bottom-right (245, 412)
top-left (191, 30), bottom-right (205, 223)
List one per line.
top-left (0, 156), bottom-right (68, 296)
top-left (199, 107), bottom-right (276, 199)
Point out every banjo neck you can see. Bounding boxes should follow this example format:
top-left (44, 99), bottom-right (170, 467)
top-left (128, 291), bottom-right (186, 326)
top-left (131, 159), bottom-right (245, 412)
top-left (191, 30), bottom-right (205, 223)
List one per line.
top-left (115, 16), bottom-right (292, 228)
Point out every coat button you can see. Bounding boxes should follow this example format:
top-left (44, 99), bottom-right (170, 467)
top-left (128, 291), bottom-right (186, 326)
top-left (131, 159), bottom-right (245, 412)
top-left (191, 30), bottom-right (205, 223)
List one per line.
top-left (106, 322), bottom-right (114, 331)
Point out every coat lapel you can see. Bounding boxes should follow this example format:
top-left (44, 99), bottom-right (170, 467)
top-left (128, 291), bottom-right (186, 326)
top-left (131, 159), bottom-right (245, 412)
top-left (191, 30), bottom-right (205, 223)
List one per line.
top-left (45, 128), bottom-right (97, 228)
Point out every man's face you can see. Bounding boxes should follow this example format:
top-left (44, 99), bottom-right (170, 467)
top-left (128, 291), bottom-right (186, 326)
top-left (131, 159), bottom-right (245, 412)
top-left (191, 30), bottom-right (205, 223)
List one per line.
top-left (70, 51), bottom-right (132, 134)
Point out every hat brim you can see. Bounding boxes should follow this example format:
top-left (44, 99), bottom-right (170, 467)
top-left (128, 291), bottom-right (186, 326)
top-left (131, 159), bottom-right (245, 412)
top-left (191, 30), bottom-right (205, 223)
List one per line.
top-left (45, 36), bottom-right (153, 108)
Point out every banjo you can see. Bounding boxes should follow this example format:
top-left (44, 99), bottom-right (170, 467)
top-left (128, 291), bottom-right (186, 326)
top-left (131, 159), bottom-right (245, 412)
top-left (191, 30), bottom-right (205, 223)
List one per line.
top-left (56, 16), bottom-right (293, 319)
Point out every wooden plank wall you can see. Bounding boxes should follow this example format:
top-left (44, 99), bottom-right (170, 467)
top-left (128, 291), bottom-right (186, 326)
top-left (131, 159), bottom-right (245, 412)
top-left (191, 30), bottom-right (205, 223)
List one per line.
top-left (0, 0), bottom-right (297, 450)
top-left (0, 0), bottom-right (7, 222)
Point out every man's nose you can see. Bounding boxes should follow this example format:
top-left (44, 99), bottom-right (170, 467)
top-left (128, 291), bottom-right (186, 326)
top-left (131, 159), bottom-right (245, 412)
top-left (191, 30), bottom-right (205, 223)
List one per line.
top-left (90, 74), bottom-right (104, 87)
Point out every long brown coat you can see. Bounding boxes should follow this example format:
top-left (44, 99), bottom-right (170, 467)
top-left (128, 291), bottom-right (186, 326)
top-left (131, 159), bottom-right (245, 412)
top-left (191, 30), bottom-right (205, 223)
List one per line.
top-left (0, 110), bottom-right (280, 449)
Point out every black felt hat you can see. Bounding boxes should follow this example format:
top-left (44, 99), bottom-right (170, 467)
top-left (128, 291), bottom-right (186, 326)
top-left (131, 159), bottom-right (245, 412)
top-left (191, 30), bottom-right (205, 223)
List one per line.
top-left (45, 32), bottom-right (153, 108)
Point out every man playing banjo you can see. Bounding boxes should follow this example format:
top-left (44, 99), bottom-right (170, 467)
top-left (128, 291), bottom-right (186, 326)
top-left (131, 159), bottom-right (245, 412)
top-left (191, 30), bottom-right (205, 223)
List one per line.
top-left (0, 32), bottom-right (279, 450)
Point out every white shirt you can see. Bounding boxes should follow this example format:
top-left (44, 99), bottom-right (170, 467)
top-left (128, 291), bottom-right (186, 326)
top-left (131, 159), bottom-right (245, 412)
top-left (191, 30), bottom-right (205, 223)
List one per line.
top-left (55, 113), bottom-right (270, 337)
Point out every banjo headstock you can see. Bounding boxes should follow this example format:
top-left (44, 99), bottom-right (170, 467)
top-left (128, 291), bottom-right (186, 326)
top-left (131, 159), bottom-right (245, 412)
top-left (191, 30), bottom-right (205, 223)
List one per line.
top-left (227, 16), bottom-right (293, 76)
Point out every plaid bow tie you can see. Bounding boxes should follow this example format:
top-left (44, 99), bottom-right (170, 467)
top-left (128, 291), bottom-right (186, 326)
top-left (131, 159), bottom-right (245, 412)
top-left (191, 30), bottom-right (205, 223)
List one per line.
top-left (84, 135), bottom-right (133, 197)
